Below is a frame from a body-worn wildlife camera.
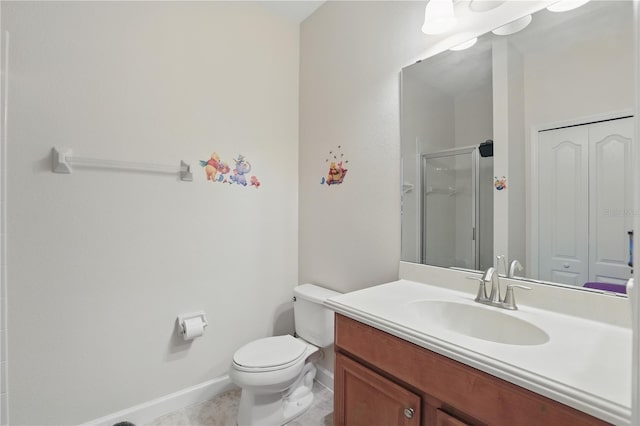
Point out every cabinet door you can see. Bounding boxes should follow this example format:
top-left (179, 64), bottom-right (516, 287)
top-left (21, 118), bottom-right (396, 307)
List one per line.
top-left (435, 409), bottom-right (471, 426)
top-left (335, 352), bottom-right (421, 426)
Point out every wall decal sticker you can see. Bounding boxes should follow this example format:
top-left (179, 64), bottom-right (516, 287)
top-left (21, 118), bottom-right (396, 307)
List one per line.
top-left (200, 152), bottom-right (230, 182)
top-left (326, 161), bottom-right (347, 185)
top-left (321, 145), bottom-right (349, 186)
top-left (494, 176), bottom-right (507, 191)
top-left (230, 155), bottom-right (251, 186)
top-left (199, 152), bottom-right (260, 188)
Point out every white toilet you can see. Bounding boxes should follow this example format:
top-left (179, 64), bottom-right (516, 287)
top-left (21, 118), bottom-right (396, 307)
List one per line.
top-left (229, 284), bottom-right (340, 426)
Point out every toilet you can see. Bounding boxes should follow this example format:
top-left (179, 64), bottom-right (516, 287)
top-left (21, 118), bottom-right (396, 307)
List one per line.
top-left (229, 284), bottom-right (340, 426)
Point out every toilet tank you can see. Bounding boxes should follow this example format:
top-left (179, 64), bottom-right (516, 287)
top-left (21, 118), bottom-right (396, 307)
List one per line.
top-left (293, 284), bottom-right (341, 347)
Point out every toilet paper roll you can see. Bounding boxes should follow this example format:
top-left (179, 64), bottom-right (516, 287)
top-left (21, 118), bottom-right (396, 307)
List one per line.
top-left (182, 317), bottom-right (205, 340)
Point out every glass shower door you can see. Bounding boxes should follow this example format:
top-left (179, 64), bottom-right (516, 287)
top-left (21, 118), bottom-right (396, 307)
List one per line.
top-left (422, 147), bottom-right (478, 269)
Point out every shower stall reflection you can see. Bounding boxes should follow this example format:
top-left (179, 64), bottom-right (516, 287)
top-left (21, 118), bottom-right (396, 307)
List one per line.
top-left (421, 146), bottom-right (493, 270)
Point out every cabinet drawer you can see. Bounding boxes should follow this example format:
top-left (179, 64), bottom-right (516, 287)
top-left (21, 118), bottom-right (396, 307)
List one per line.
top-left (335, 314), bottom-right (609, 426)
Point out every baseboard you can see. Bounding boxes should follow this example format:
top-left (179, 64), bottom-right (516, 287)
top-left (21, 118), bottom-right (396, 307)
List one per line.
top-left (81, 375), bottom-right (236, 426)
top-left (315, 364), bottom-right (334, 391)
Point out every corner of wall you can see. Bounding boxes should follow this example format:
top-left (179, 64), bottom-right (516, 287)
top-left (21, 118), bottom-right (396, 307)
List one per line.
top-left (0, 25), bottom-right (8, 426)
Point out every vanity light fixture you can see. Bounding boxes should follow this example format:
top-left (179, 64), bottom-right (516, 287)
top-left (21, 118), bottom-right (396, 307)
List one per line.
top-left (422, 0), bottom-right (457, 35)
top-left (449, 37), bottom-right (478, 51)
top-left (491, 14), bottom-right (532, 36)
top-left (546, 0), bottom-right (590, 13)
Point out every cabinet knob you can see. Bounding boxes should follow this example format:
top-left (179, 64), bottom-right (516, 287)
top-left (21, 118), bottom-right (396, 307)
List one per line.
top-left (404, 407), bottom-right (414, 419)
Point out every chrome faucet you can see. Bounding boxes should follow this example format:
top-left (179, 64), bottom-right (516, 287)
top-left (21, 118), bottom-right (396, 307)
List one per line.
top-left (467, 266), bottom-right (532, 310)
top-left (483, 267), bottom-right (502, 303)
top-left (508, 260), bottom-right (523, 278)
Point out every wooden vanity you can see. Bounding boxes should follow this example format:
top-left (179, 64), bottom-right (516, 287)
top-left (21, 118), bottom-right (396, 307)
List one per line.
top-left (334, 314), bottom-right (609, 426)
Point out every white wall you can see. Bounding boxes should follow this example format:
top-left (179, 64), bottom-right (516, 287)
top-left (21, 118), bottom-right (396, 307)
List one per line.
top-left (523, 23), bottom-right (634, 128)
top-left (2, 2), bottom-right (299, 424)
top-left (454, 86), bottom-right (493, 149)
top-left (300, 1), bottom-right (417, 294)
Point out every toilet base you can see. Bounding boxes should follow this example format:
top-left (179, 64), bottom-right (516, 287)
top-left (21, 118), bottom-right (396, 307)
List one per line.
top-left (237, 363), bottom-right (317, 426)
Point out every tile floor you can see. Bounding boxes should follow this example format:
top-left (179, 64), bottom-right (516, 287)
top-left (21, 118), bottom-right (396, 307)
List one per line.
top-left (144, 382), bottom-right (333, 426)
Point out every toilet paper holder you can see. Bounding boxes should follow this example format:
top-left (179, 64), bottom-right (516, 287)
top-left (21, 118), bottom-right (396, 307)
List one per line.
top-left (177, 311), bottom-right (208, 337)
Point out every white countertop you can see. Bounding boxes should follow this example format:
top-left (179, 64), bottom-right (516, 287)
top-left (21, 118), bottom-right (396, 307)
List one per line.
top-left (326, 279), bottom-right (632, 425)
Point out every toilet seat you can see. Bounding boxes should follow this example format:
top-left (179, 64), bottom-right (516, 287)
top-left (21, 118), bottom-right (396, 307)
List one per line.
top-left (232, 335), bottom-right (307, 373)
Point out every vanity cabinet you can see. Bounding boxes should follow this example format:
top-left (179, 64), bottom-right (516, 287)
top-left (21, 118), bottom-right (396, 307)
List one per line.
top-left (334, 314), bottom-right (609, 426)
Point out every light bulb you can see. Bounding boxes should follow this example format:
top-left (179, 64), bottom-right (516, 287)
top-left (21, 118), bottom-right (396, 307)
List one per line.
top-left (422, 0), bottom-right (457, 35)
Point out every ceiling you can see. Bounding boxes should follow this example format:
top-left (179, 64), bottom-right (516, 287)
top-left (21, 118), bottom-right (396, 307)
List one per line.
top-left (258, 1), bottom-right (325, 23)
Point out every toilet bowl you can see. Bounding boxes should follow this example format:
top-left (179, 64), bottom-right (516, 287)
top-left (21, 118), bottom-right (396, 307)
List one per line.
top-left (229, 284), bottom-right (340, 426)
top-left (230, 336), bottom-right (320, 425)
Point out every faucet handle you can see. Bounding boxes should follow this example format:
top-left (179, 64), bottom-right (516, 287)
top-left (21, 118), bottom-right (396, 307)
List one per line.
top-left (496, 255), bottom-right (508, 276)
top-left (466, 276), bottom-right (487, 302)
top-left (503, 284), bottom-right (531, 310)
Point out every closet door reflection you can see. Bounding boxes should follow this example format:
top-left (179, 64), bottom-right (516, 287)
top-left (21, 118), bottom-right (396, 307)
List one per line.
top-left (538, 116), bottom-right (634, 287)
top-left (422, 148), bottom-right (478, 269)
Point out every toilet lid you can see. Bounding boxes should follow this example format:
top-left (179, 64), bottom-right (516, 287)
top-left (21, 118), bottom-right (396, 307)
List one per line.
top-left (233, 335), bottom-right (307, 370)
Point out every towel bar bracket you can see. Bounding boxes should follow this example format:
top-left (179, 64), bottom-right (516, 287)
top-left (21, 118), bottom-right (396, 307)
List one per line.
top-left (52, 147), bottom-right (73, 174)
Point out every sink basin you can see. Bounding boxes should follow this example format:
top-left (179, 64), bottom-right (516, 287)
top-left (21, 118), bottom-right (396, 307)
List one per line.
top-left (403, 300), bottom-right (550, 346)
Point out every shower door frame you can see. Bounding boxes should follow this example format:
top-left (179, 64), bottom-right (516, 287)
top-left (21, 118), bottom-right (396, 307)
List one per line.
top-left (421, 146), bottom-right (480, 269)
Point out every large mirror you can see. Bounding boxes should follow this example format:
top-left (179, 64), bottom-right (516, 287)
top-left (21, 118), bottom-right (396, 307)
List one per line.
top-left (401, 1), bottom-right (635, 294)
